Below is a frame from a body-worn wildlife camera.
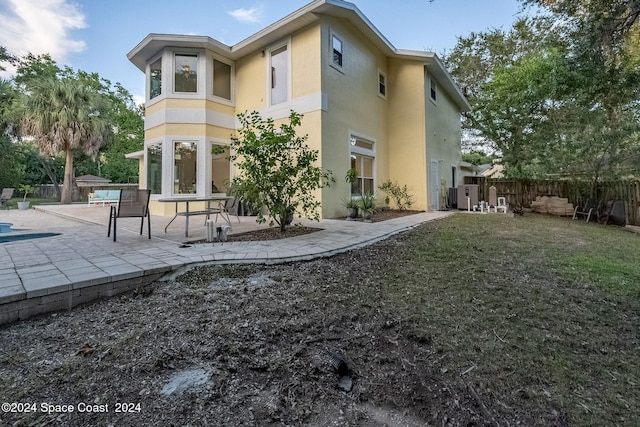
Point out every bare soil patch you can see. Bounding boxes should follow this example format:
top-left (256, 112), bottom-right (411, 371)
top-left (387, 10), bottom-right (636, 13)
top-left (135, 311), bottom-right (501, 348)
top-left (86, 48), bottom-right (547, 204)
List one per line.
top-left (1, 213), bottom-right (639, 426)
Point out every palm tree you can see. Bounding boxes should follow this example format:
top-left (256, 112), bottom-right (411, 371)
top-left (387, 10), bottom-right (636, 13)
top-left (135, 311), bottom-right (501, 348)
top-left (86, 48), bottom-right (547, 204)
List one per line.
top-left (0, 78), bottom-right (18, 133)
top-left (20, 77), bottom-right (112, 204)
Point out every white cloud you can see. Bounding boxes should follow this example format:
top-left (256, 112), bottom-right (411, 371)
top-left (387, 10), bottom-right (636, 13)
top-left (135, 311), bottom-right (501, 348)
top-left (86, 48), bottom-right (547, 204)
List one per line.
top-left (0, 0), bottom-right (86, 64)
top-left (132, 94), bottom-right (145, 108)
top-left (227, 6), bottom-right (263, 24)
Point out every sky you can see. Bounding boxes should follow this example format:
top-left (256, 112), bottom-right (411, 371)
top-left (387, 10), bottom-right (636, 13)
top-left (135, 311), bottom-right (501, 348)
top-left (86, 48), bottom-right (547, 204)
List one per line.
top-left (0, 0), bottom-right (533, 105)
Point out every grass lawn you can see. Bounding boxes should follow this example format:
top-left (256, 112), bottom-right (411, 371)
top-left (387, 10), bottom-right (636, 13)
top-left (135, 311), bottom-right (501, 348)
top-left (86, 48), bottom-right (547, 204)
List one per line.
top-left (0, 212), bottom-right (638, 426)
top-left (2, 197), bottom-right (59, 209)
top-left (393, 213), bottom-right (640, 425)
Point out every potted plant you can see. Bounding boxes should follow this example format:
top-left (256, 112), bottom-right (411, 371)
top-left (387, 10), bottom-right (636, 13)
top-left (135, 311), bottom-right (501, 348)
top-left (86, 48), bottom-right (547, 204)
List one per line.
top-left (18, 184), bottom-right (35, 210)
top-left (345, 168), bottom-right (358, 184)
top-left (359, 192), bottom-right (376, 222)
top-left (343, 168), bottom-right (361, 219)
top-left (343, 197), bottom-right (359, 219)
top-left (345, 167), bottom-right (358, 193)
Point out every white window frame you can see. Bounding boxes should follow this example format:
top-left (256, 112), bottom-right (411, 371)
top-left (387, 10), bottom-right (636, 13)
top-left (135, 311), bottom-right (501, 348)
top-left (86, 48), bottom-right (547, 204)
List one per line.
top-left (211, 55), bottom-right (234, 104)
top-left (145, 140), bottom-right (164, 195)
top-left (147, 52), bottom-right (164, 103)
top-left (267, 40), bottom-right (291, 106)
top-left (430, 77), bottom-right (437, 104)
top-left (378, 68), bottom-right (387, 99)
top-left (173, 52), bottom-right (200, 95)
top-left (172, 140), bottom-right (199, 196)
top-left (330, 30), bottom-right (344, 72)
top-left (349, 134), bottom-right (376, 197)
top-left (208, 139), bottom-right (233, 196)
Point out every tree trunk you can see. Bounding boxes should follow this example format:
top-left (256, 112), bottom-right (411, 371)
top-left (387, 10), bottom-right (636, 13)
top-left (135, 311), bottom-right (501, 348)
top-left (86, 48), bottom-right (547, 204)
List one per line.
top-left (39, 155), bottom-right (61, 201)
top-left (61, 149), bottom-right (74, 204)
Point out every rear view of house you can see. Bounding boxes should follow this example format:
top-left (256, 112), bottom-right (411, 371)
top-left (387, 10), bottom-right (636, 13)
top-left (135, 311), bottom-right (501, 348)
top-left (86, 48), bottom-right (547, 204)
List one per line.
top-left (127, 0), bottom-right (470, 218)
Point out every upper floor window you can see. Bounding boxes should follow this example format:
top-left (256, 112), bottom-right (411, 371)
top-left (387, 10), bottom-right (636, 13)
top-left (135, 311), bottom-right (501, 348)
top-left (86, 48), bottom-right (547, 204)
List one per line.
top-left (332, 34), bottom-right (343, 69)
top-left (430, 78), bottom-right (437, 102)
top-left (213, 58), bottom-right (232, 100)
top-left (175, 54), bottom-right (198, 93)
top-left (378, 69), bottom-right (387, 98)
top-left (150, 58), bottom-right (162, 99)
top-left (270, 45), bottom-right (288, 105)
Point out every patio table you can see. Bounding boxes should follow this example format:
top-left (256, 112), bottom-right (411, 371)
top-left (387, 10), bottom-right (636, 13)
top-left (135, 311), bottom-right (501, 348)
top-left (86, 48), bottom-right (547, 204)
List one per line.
top-left (159, 196), bottom-right (232, 237)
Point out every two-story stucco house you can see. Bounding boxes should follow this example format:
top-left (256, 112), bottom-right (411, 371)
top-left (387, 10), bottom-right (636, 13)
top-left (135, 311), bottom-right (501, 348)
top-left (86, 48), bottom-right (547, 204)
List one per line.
top-left (126, 0), bottom-right (470, 218)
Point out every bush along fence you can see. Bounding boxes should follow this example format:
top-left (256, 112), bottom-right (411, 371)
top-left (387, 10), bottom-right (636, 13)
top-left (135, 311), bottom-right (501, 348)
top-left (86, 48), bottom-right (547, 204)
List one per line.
top-left (463, 177), bottom-right (640, 226)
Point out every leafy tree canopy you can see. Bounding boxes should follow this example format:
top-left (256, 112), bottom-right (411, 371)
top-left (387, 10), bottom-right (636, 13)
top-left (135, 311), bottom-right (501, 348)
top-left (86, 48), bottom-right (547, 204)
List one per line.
top-left (0, 50), bottom-right (143, 194)
top-left (445, 6), bottom-right (640, 189)
top-left (522, 0), bottom-right (640, 49)
top-left (229, 111), bottom-right (334, 232)
top-left (462, 151), bottom-right (495, 166)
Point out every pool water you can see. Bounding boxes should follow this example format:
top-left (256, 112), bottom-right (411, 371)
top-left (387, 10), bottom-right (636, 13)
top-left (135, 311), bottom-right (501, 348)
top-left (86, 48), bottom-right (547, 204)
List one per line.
top-left (0, 232), bottom-right (61, 243)
top-left (0, 223), bottom-right (13, 233)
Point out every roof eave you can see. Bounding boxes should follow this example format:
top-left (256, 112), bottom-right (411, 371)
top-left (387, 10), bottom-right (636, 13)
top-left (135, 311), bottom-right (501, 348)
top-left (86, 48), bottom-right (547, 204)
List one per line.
top-left (125, 150), bottom-right (145, 159)
top-left (126, 0), bottom-right (471, 111)
top-left (127, 34), bottom-right (232, 72)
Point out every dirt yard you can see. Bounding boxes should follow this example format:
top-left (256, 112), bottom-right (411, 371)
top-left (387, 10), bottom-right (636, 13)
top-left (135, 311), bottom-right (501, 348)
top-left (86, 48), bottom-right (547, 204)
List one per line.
top-left (1, 213), bottom-right (639, 426)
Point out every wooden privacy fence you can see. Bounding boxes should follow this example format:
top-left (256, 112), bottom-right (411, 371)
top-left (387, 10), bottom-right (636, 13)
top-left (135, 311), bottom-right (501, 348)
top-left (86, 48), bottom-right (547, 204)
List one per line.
top-left (463, 177), bottom-right (640, 226)
top-left (35, 183), bottom-right (139, 203)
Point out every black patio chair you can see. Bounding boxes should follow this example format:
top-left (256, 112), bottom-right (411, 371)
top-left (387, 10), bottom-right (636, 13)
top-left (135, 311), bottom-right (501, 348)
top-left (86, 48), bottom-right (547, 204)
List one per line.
top-left (107, 189), bottom-right (151, 242)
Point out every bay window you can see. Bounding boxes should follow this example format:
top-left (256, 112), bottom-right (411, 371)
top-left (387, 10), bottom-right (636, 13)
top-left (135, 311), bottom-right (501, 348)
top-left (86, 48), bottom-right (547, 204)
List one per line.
top-left (175, 54), bottom-right (198, 93)
top-left (150, 58), bottom-right (162, 99)
top-left (213, 58), bottom-right (232, 100)
top-left (147, 142), bottom-right (163, 194)
top-left (173, 141), bottom-right (197, 194)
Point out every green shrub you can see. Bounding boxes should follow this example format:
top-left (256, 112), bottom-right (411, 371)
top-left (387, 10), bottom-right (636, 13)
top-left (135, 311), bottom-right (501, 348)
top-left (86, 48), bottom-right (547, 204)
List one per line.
top-left (229, 111), bottom-right (334, 231)
top-left (378, 180), bottom-right (414, 211)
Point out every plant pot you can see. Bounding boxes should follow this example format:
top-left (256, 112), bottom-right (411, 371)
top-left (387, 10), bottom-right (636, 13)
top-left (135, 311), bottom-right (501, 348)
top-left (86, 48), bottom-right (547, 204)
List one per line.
top-left (347, 207), bottom-right (359, 219)
top-left (17, 201), bottom-right (31, 210)
top-left (362, 210), bottom-right (373, 222)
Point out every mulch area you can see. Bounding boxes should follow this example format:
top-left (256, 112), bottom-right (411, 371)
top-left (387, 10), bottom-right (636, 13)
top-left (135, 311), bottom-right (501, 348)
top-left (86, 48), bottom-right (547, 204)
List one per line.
top-left (220, 210), bottom-right (424, 242)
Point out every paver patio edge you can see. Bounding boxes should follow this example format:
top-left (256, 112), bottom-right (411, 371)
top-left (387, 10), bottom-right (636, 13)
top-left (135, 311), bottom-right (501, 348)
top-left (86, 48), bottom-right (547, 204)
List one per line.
top-left (0, 209), bottom-right (454, 325)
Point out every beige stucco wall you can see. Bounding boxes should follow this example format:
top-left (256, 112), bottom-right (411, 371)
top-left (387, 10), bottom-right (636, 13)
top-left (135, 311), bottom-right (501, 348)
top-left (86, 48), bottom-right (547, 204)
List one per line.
top-left (387, 59), bottom-right (429, 211)
top-left (142, 24), bottom-right (327, 218)
top-left (135, 17), bottom-right (464, 218)
top-left (291, 26), bottom-right (322, 98)
top-left (234, 24), bottom-right (321, 112)
top-left (235, 50), bottom-right (267, 112)
top-left (233, 24), bottom-right (326, 220)
top-left (319, 16), bottom-right (390, 218)
top-left (425, 70), bottom-right (463, 209)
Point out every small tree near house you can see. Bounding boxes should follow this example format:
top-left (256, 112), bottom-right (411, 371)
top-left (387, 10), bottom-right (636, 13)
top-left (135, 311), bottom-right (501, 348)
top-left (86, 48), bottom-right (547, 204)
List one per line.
top-left (378, 179), bottom-right (414, 211)
top-left (229, 110), bottom-right (334, 232)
